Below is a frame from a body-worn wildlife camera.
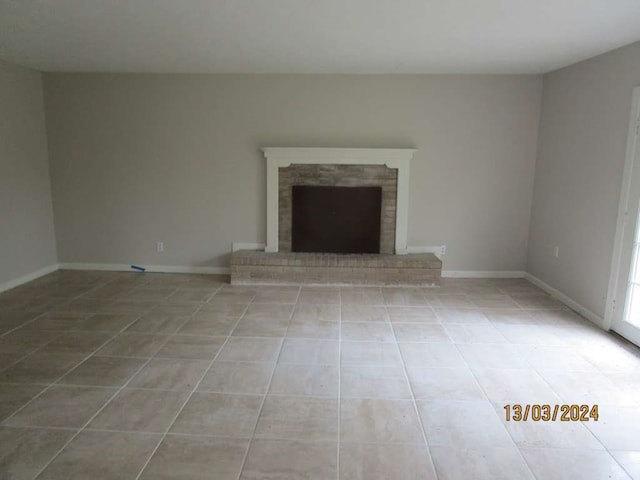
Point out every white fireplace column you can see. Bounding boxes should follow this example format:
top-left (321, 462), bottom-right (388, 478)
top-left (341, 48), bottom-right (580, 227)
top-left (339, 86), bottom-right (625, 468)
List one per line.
top-left (262, 147), bottom-right (416, 255)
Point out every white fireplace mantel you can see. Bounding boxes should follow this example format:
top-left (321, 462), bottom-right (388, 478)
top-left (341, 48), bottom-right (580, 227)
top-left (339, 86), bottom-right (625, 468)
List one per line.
top-left (262, 147), bottom-right (416, 255)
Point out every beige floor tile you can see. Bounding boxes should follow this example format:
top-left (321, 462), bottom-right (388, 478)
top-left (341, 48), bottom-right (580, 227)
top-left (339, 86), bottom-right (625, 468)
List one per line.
top-left (473, 368), bottom-right (561, 404)
top-left (340, 398), bottom-right (424, 443)
top-left (2, 273), bottom-right (639, 480)
top-left (498, 405), bottom-right (604, 450)
top-left (537, 370), bottom-right (637, 406)
top-left (88, 388), bottom-right (189, 432)
top-left (278, 338), bottom-right (339, 365)
top-left (37, 332), bottom-right (113, 355)
top-left (37, 430), bottom-right (160, 480)
top-left (154, 334), bottom-right (226, 359)
top-left (586, 405), bottom-right (640, 450)
top-left (340, 365), bottom-right (412, 399)
top-left (417, 400), bottom-right (513, 448)
top-left (298, 287), bottom-right (340, 304)
top-left (292, 304), bottom-right (340, 322)
top-left (520, 448), bottom-right (631, 480)
top-left (198, 303), bottom-right (247, 315)
top-left (0, 426), bottom-right (76, 480)
top-left (178, 313), bottom-right (239, 336)
top-left (166, 290), bottom-right (214, 303)
top-left (425, 294), bottom-right (475, 308)
top-left (251, 287), bottom-right (300, 304)
top-left (255, 395), bottom-right (338, 441)
top-left (96, 333), bottom-right (170, 357)
top-left (0, 353), bottom-right (86, 384)
top-left (434, 308), bottom-right (491, 325)
top-left (386, 306), bottom-right (438, 323)
top-left (209, 291), bottom-right (256, 304)
top-left (382, 288), bottom-right (428, 306)
top-left (240, 439), bottom-right (337, 480)
top-left (244, 302), bottom-right (295, 317)
top-left (217, 337), bottom-right (282, 362)
top-left (58, 356), bottom-right (146, 387)
top-left (139, 434), bottom-right (249, 480)
top-left (0, 329), bottom-right (61, 354)
top-left (407, 367), bottom-right (486, 401)
top-left (232, 316), bottom-right (290, 337)
top-left (199, 361), bottom-right (275, 394)
top-left (70, 313), bottom-right (139, 332)
top-left (398, 343), bottom-right (467, 367)
top-left (610, 451), bottom-right (640, 479)
top-left (19, 312), bottom-right (88, 331)
top-left (269, 363), bottom-right (338, 397)
top-left (170, 392), bottom-right (263, 437)
top-left (482, 308), bottom-right (539, 325)
top-left (0, 384), bottom-right (45, 421)
top-left (150, 302), bottom-right (202, 316)
top-left (392, 323), bottom-right (451, 342)
top-left (442, 323), bottom-right (508, 343)
top-left (494, 323), bottom-right (570, 345)
top-left (468, 294), bottom-right (520, 309)
top-left (287, 320), bottom-right (339, 339)
top-left (124, 314), bottom-right (190, 334)
top-left (341, 322), bottom-right (395, 342)
top-left (340, 287), bottom-right (385, 305)
top-left (457, 343), bottom-right (529, 369)
top-left (4, 385), bottom-right (116, 428)
top-left (128, 358), bottom-right (210, 390)
top-left (340, 443), bottom-right (436, 480)
top-left (341, 341), bottom-right (402, 366)
top-left (430, 446), bottom-right (535, 480)
top-left (341, 305), bottom-right (388, 322)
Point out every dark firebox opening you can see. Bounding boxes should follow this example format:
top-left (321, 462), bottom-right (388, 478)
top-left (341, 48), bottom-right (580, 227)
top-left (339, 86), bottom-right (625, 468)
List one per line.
top-left (291, 185), bottom-right (382, 254)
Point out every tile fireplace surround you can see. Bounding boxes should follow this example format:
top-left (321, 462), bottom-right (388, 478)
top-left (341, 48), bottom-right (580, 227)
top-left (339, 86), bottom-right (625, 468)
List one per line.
top-left (230, 148), bottom-right (443, 286)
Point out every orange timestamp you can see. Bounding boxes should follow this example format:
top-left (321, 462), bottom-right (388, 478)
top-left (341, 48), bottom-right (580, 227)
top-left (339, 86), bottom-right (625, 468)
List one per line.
top-left (503, 404), bottom-right (599, 422)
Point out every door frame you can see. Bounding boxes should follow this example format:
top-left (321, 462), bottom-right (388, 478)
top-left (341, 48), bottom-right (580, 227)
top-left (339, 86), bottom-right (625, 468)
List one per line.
top-left (604, 86), bottom-right (640, 332)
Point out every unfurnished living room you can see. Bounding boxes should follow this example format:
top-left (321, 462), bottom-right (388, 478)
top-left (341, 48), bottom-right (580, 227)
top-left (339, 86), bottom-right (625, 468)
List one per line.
top-left (2, 1), bottom-right (640, 479)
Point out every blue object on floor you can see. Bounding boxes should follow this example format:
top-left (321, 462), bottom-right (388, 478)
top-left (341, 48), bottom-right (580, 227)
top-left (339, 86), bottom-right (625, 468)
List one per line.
top-left (130, 264), bottom-right (146, 272)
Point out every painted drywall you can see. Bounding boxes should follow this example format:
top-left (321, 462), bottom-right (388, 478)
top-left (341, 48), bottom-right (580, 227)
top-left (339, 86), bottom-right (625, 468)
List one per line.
top-left (528, 41), bottom-right (640, 319)
top-left (0, 60), bottom-right (57, 287)
top-left (43, 74), bottom-right (542, 271)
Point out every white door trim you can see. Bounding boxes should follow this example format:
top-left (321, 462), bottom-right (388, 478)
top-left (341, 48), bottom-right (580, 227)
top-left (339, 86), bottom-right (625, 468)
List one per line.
top-left (604, 86), bottom-right (640, 331)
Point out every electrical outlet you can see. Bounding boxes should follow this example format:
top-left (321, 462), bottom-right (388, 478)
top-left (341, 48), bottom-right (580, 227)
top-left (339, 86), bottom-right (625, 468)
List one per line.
top-left (157, 241), bottom-right (164, 253)
top-left (440, 245), bottom-right (447, 256)
top-left (553, 246), bottom-right (559, 258)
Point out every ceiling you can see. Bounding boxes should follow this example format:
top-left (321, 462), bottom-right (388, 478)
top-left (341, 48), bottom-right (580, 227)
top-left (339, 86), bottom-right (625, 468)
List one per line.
top-left (1, 0), bottom-right (639, 74)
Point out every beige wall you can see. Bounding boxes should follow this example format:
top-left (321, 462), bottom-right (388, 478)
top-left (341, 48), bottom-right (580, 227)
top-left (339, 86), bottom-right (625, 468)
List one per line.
top-left (0, 61), bottom-right (57, 286)
top-left (527, 41), bottom-right (640, 319)
top-left (43, 74), bottom-right (542, 271)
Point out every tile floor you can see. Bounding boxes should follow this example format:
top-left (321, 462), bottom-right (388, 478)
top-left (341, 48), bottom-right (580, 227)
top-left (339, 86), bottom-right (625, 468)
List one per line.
top-left (0, 270), bottom-right (639, 479)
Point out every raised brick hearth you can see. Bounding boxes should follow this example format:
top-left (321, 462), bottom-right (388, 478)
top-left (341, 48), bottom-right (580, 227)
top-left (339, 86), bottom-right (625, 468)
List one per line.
top-left (230, 251), bottom-right (442, 286)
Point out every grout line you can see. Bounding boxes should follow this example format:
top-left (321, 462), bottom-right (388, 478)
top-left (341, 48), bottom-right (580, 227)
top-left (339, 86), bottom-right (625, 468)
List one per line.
top-left (236, 284), bottom-right (300, 480)
top-left (20, 335), bottom-right (164, 478)
top-left (13, 275), bottom-right (219, 479)
top-left (387, 303), bottom-right (441, 480)
top-left (130, 282), bottom-right (232, 479)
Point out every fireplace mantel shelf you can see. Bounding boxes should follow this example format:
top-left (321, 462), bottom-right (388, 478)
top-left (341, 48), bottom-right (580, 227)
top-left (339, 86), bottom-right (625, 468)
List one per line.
top-left (262, 147), bottom-right (416, 255)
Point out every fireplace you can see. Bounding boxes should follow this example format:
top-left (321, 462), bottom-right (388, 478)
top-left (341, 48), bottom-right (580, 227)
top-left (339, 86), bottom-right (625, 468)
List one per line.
top-left (292, 185), bottom-right (383, 254)
top-left (230, 148), bottom-right (443, 285)
top-left (263, 148), bottom-right (415, 255)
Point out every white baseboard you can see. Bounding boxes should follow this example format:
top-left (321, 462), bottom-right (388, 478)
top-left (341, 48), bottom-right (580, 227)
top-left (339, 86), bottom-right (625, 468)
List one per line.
top-left (524, 272), bottom-right (604, 328)
top-left (59, 263), bottom-right (230, 275)
top-left (443, 270), bottom-right (526, 278)
top-left (0, 264), bottom-right (60, 294)
top-left (232, 242), bottom-right (266, 253)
